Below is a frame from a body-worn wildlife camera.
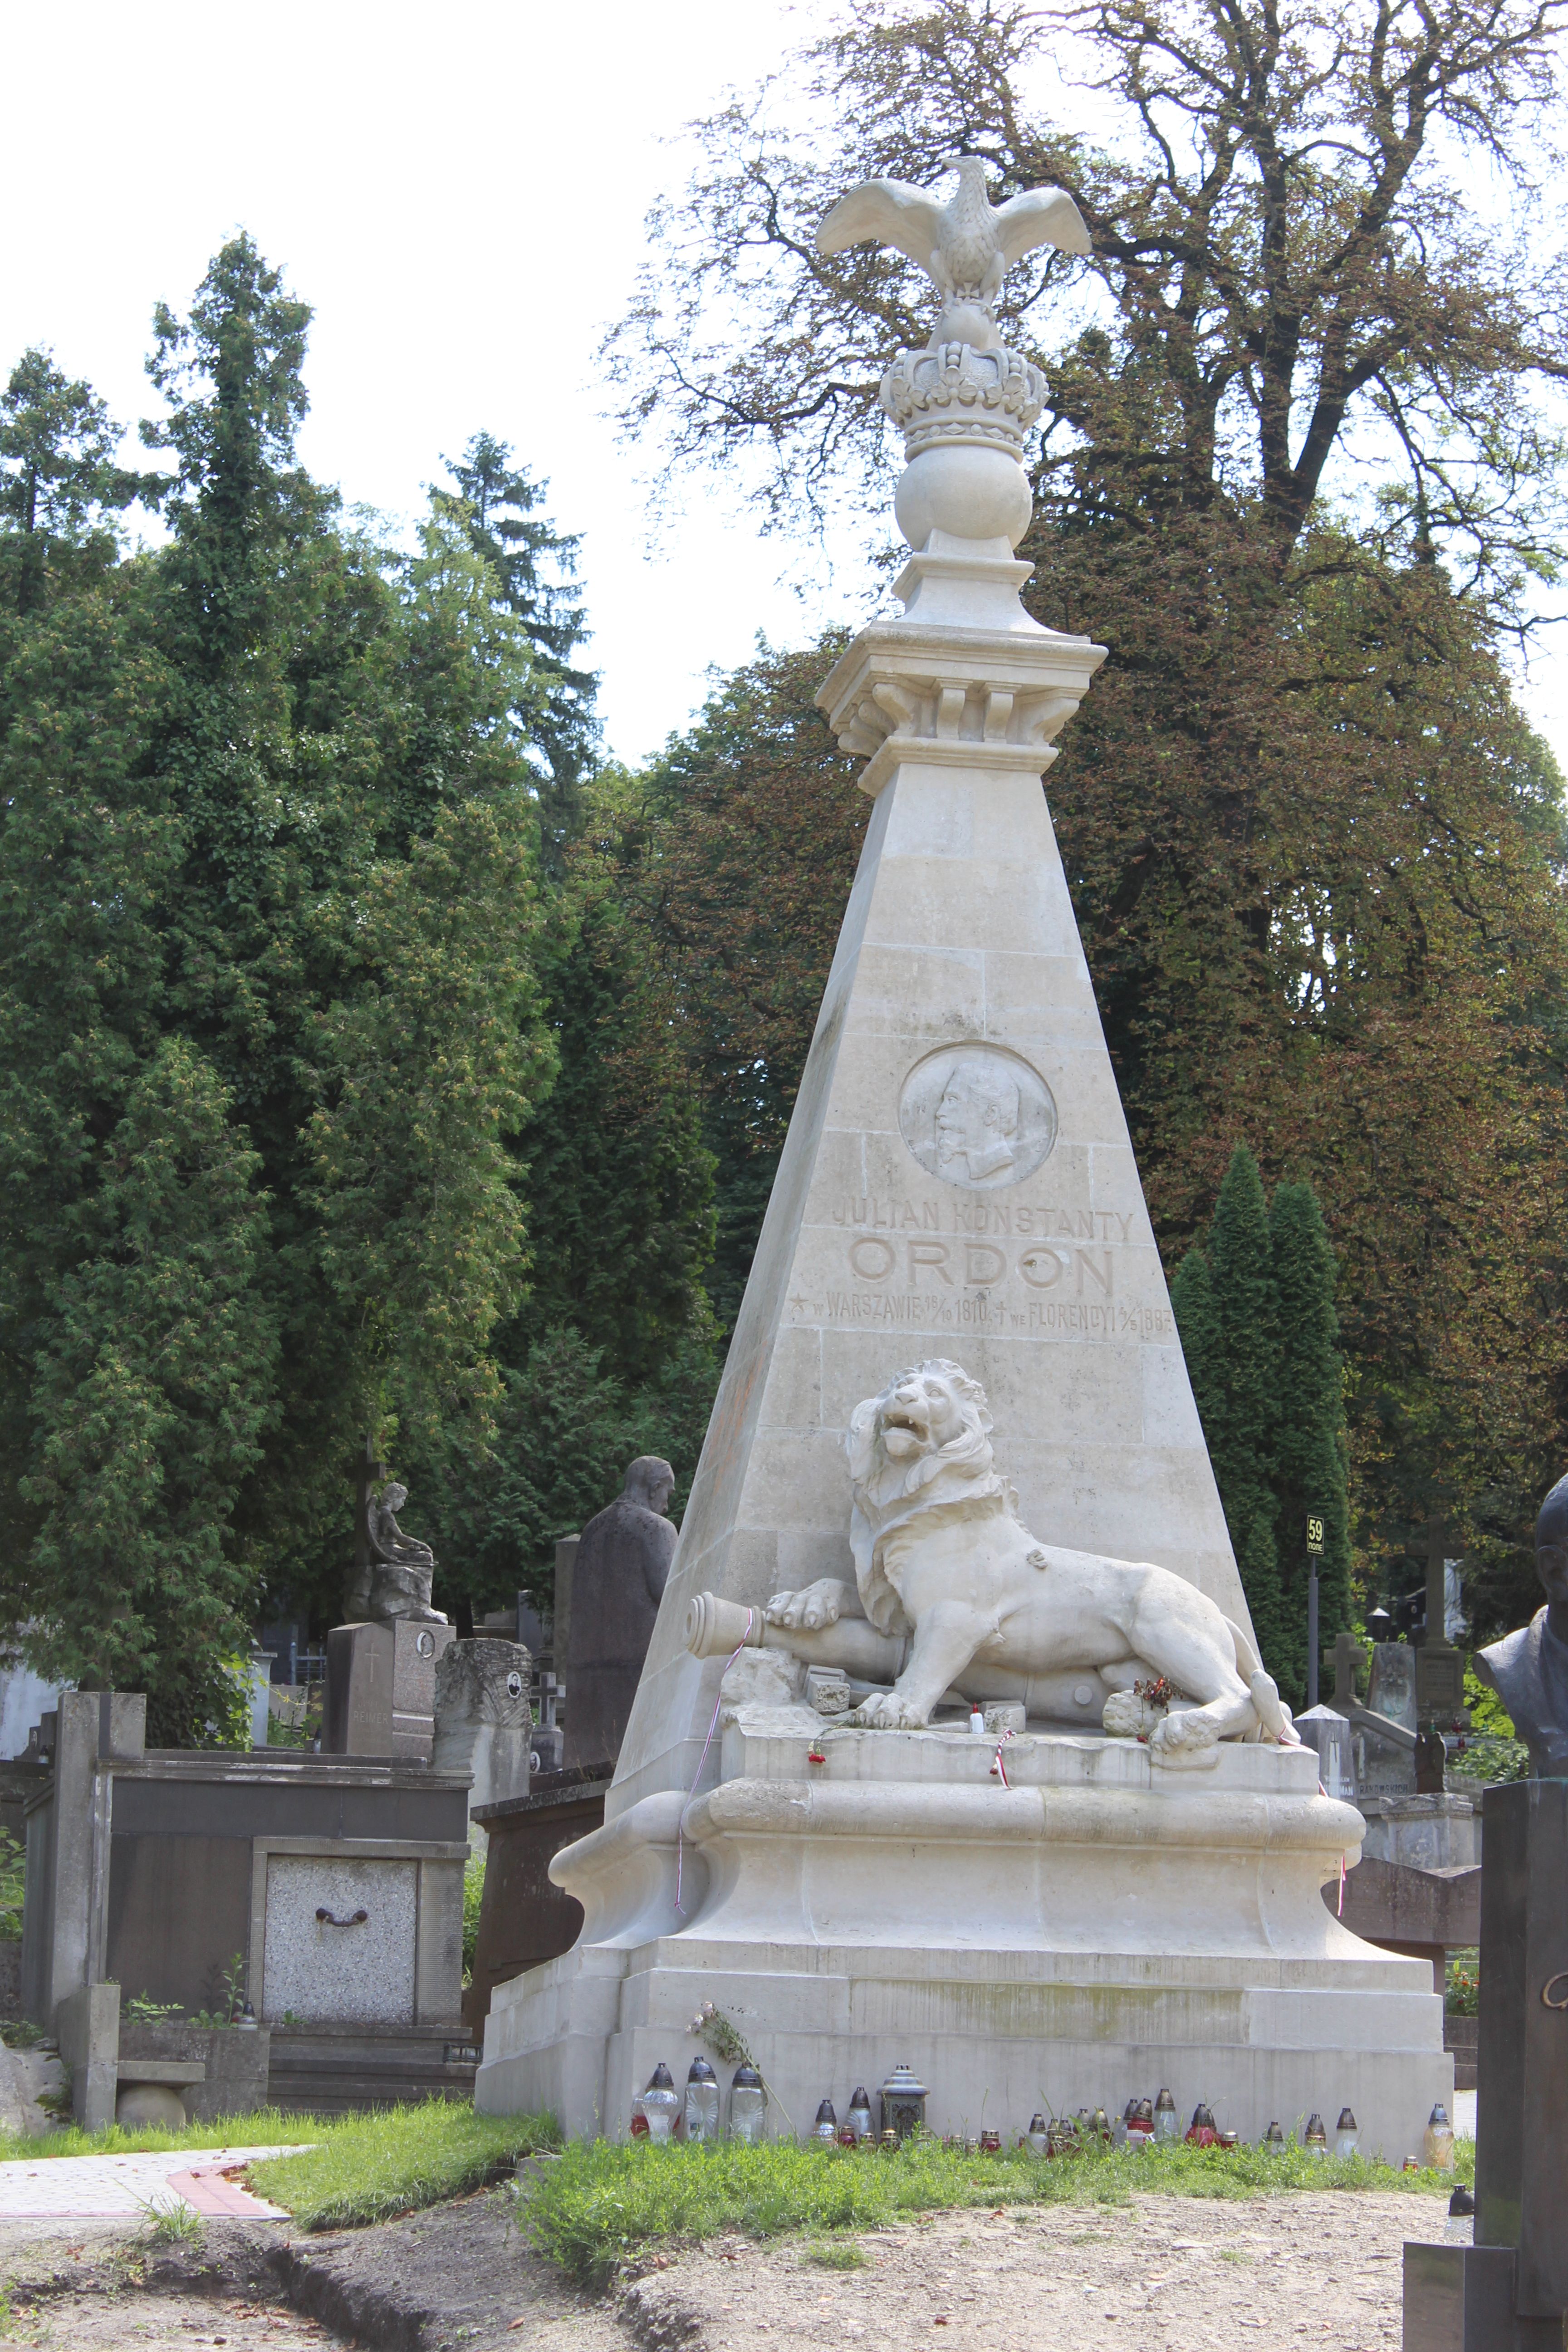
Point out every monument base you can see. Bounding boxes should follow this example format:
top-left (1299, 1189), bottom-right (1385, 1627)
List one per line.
top-left (475, 1715), bottom-right (1451, 2151)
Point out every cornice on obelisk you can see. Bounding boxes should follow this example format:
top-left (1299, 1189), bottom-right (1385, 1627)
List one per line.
top-left (814, 157), bottom-right (1106, 797)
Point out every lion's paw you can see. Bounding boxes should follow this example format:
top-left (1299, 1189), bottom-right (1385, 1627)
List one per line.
top-left (764, 1579), bottom-right (844, 1632)
top-left (1148, 1708), bottom-right (1221, 1769)
top-left (847, 1690), bottom-right (928, 1730)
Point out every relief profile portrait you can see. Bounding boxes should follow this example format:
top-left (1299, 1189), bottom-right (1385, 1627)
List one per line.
top-left (898, 1043), bottom-right (1057, 1191)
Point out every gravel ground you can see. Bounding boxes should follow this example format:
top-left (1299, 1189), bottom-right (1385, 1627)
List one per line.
top-left (625, 2191), bottom-right (1468, 2352)
top-left (0, 2186), bottom-right (1468, 2351)
top-left (0, 2223), bottom-right (332, 2349)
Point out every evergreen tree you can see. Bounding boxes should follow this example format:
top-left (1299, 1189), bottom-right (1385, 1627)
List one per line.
top-left (512, 789), bottom-right (717, 1390)
top-left (0, 239), bottom-right (559, 1720)
top-left (441, 431), bottom-right (599, 867)
top-left (1171, 1147), bottom-right (1352, 1702)
top-left (633, 639), bottom-right (863, 1334)
top-left (20, 1043), bottom-right (275, 1744)
top-left (1270, 1181), bottom-right (1352, 1684)
top-left (1171, 1147), bottom-right (1298, 1684)
top-left (0, 349), bottom-right (145, 614)
top-left (1203, 1144), bottom-right (1290, 1681)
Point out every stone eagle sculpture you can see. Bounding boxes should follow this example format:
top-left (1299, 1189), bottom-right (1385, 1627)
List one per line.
top-left (818, 155), bottom-right (1089, 344)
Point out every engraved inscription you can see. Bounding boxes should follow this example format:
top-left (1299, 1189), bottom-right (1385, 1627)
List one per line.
top-left (831, 1195), bottom-right (1137, 1240)
top-left (899, 1044), bottom-right (1057, 1191)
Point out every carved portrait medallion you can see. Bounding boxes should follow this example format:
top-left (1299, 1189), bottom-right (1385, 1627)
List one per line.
top-left (898, 1043), bottom-right (1057, 1190)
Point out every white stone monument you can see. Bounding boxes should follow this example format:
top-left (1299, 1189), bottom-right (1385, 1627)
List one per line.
top-left (475, 158), bottom-right (1450, 2150)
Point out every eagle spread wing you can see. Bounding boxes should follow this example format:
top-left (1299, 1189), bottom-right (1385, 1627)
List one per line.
top-left (817, 178), bottom-right (945, 274)
top-left (993, 186), bottom-right (1091, 263)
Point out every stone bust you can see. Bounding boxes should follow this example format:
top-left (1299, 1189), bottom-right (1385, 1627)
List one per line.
top-left (564, 1456), bottom-right (676, 1770)
top-left (365, 1480), bottom-right (448, 1628)
top-left (1475, 1469), bottom-right (1568, 1776)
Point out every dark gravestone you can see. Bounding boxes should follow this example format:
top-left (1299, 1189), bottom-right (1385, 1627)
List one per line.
top-left (1401, 1459), bottom-right (1568, 2350)
top-left (1475, 1782), bottom-right (1568, 2327)
top-left (1474, 1469), bottom-right (1568, 1779)
top-left (1400, 1781), bottom-right (1568, 2351)
top-left (563, 1458), bottom-right (675, 1771)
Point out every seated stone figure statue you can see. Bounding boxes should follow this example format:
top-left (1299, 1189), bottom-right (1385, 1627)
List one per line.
top-left (365, 1481), bottom-right (448, 1627)
top-left (687, 1357), bottom-right (1297, 1767)
top-left (1475, 1469), bottom-right (1568, 1777)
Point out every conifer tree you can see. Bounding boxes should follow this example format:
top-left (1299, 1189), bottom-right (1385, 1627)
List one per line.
top-left (1171, 1146), bottom-right (1351, 1702)
top-left (0, 239), bottom-right (558, 1725)
top-left (1270, 1181), bottom-right (1352, 1685)
top-left (441, 431), bottom-right (599, 868)
top-left (1178, 1144), bottom-right (1292, 1682)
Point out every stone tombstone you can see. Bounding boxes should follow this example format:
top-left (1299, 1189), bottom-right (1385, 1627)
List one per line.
top-left (432, 1638), bottom-right (533, 1817)
top-left (1406, 1778), bottom-right (1568, 2349)
top-left (554, 1535), bottom-right (579, 1670)
top-left (1295, 1703), bottom-right (1355, 1801)
top-left (563, 1459), bottom-right (676, 1771)
top-left (323, 1618), bottom-right (456, 1760)
top-left (1475, 1468), bottom-right (1568, 1779)
top-left (1367, 1644), bottom-right (1418, 1732)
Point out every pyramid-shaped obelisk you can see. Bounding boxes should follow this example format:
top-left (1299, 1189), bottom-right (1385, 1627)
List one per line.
top-left (609, 163), bottom-right (1252, 1823)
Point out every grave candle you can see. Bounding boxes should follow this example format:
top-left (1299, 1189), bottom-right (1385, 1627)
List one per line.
top-left (728, 2063), bottom-right (766, 2145)
top-left (684, 2057), bottom-right (720, 2143)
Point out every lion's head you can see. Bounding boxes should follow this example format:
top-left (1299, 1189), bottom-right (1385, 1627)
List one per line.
top-left (844, 1361), bottom-right (1003, 1632)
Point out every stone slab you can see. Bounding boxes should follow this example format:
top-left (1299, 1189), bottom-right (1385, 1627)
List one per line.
top-left (260, 1855), bottom-right (417, 2026)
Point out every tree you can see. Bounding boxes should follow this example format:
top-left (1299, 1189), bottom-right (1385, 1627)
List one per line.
top-left (0, 237), bottom-right (563, 1709)
top-left (1270, 1181), bottom-right (1353, 1676)
top-left (510, 784), bottom-right (717, 1390)
top-left (18, 1043), bottom-right (274, 1744)
top-left (600, 0), bottom-right (1568, 1625)
top-left (608, 0), bottom-right (1567, 589)
top-left (1171, 1144), bottom-right (1351, 1700)
top-left (440, 432), bottom-right (600, 867)
top-left (635, 639), bottom-right (864, 1331)
top-left (0, 349), bottom-right (146, 614)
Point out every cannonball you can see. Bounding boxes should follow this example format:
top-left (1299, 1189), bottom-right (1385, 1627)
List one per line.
top-left (115, 2082), bottom-right (188, 2128)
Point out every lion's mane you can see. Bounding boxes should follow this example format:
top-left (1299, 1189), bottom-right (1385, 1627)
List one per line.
top-left (844, 1359), bottom-right (1009, 1634)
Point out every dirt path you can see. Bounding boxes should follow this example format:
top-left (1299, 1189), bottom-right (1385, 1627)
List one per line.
top-left (0, 2224), bottom-right (331, 2349)
top-left (624, 2191), bottom-right (1466, 2352)
top-left (0, 2186), bottom-right (1465, 2350)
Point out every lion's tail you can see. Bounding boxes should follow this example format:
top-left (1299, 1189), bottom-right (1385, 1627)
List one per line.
top-left (1223, 1616), bottom-right (1300, 1745)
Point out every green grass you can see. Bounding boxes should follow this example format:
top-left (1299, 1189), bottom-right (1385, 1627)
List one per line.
top-left (523, 2134), bottom-right (1473, 2285)
top-left (463, 1849), bottom-right (486, 1979)
top-left (248, 2102), bottom-right (559, 2230)
top-left (0, 2106), bottom-right (306, 2159)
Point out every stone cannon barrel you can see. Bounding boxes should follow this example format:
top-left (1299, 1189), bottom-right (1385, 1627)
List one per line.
top-left (684, 1592), bottom-right (764, 1659)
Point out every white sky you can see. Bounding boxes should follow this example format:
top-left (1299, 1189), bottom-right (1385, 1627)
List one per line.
top-left (0, 0), bottom-right (870, 764)
top-left (1, 0), bottom-right (1563, 769)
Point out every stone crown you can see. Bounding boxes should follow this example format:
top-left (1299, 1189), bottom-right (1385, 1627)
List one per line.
top-left (880, 341), bottom-right (1046, 459)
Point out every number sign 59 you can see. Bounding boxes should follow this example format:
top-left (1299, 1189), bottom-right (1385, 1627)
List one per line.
top-left (1305, 1515), bottom-right (1325, 1556)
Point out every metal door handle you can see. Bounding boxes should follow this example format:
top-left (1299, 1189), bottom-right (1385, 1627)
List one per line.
top-left (315, 1906), bottom-right (369, 1927)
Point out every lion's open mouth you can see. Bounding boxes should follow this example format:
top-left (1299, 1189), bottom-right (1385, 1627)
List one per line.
top-left (880, 1401), bottom-right (933, 1455)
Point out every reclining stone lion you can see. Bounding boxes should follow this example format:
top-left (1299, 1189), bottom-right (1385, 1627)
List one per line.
top-left (760, 1357), bottom-right (1297, 1766)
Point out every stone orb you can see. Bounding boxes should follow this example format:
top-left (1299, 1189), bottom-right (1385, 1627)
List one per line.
top-left (895, 441), bottom-right (1032, 552)
top-left (116, 2082), bottom-right (188, 2128)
